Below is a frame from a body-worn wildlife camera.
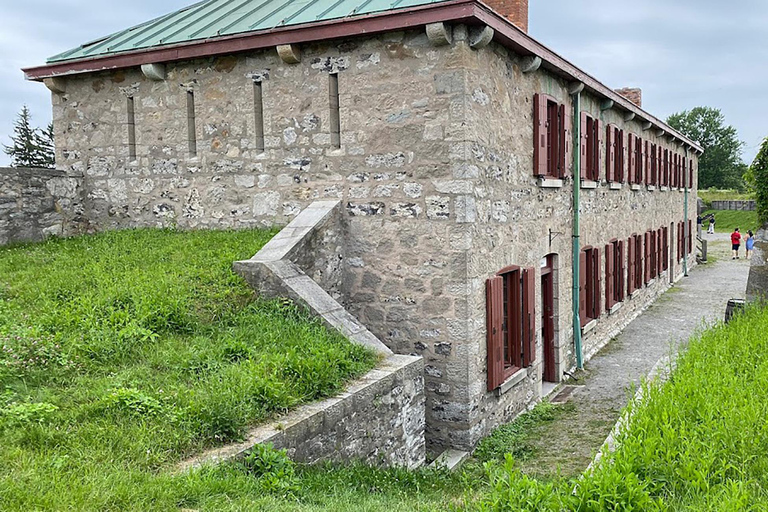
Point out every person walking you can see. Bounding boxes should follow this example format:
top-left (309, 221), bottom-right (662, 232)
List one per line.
top-left (707, 215), bottom-right (715, 234)
top-left (731, 228), bottom-right (742, 259)
top-left (746, 230), bottom-right (755, 260)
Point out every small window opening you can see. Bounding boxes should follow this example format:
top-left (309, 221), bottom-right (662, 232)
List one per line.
top-left (329, 73), bottom-right (341, 149)
top-left (187, 90), bottom-right (197, 157)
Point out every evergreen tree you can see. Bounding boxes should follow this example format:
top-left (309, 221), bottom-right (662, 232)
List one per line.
top-left (2, 106), bottom-right (55, 168)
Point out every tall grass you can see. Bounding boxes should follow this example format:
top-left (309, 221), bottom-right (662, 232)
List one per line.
top-left (0, 229), bottom-right (377, 511)
top-left (701, 209), bottom-right (759, 233)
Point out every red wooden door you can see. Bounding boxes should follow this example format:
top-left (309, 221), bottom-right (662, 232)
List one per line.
top-left (541, 267), bottom-right (556, 383)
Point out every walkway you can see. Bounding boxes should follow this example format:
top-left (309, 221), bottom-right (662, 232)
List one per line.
top-left (516, 233), bottom-right (751, 478)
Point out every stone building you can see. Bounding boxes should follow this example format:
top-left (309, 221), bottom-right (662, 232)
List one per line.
top-left (24, 0), bottom-right (701, 454)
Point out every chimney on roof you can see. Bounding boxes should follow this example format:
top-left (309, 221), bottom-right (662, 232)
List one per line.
top-left (615, 87), bottom-right (642, 108)
top-left (485, 0), bottom-right (529, 33)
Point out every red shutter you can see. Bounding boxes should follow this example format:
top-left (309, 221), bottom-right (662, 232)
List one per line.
top-left (605, 243), bottom-right (615, 310)
top-left (560, 103), bottom-right (571, 178)
top-left (662, 228), bottom-right (668, 270)
top-left (533, 93), bottom-right (547, 177)
top-left (606, 125), bottom-right (615, 182)
top-left (627, 135), bottom-right (635, 184)
top-left (644, 141), bottom-right (650, 185)
top-left (594, 248), bottom-right (602, 318)
top-left (644, 232), bottom-right (651, 284)
top-left (628, 238), bottom-right (633, 289)
top-left (657, 230), bottom-right (662, 276)
top-left (618, 240), bottom-right (625, 299)
top-left (580, 112), bottom-right (588, 179)
top-left (522, 268), bottom-right (536, 367)
top-left (579, 250), bottom-right (587, 327)
top-left (596, 119), bottom-right (604, 181)
top-left (689, 160), bottom-right (694, 189)
top-left (486, 276), bottom-right (504, 391)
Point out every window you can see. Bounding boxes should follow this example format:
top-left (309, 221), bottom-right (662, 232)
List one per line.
top-left (534, 93), bottom-right (570, 179)
top-left (677, 221), bottom-right (684, 261)
top-left (689, 159), bottom-right (694, 189)
top-left (329, 73), bottom-right (341, 149)
top-left (644, 231), bottom-right (654, 283)
top-left (649, 142), bottom-right (658, 186)
top-left (486, 266), bottom-right (536, 390)
top-left (580, 112), bottom-right (602, 181)
top-left (662, 226), bottom-right (669, 271)
top-left (605, 239), bottom-right (625, 310)
top-left (606, 124), bottom-right (625, 183)
top-left (656, 228), bottom-right (663, 277)
top-left (127, 96), bottom-right (136, 162)
top-left (186, 90), bottom-right (197, 158)
top-left (253, 81), bottom-right (265, 152)
top-left (579, 247), bottom-right (601, 327)
top-left (662, 148), bottom-right (669, 187)
top-left (688, 220), bottom-right (693, 254)
top-left (627, 234), bottom-right (643, 294)
top-left (628, 134), bottom-right (643, 185)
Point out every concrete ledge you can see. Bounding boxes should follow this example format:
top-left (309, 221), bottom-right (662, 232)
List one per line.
top-left (177, 354), bottom-right (425, 472)
top-left (430, 449), bottom-right (470, 470)
top-left (630, 184), bottom-right (641, 191)
top-left (538, 177), bottom-right (563, 188)
top-left (609, 302), bottom-right (623, 315)
top-left (609, 182), bottom-right (622, 190)
top-left (660, 186), bottom-right (669, 191)
top-left (647, 185), bottom-right (656, 191)
top-left (581, 180), bottom-right (598, 189)
top-left (581, 319), bottom-right (598, 335)
top-left (495, 367), bottom-right (528, 396)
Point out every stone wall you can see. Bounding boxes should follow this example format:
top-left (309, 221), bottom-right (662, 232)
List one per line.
top-left (0, 167), bottom-right (84, 246)
top-left (711, 200), bottom-right (755, 211)
top-left (179, 354), bottom-right (425, 471)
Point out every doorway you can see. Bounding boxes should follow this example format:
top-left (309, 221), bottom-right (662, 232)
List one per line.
top-left (541, 254), bottom-right (558, 383)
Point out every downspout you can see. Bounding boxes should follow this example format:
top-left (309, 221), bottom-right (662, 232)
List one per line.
top-left (570, 83), bottom-right (584, 369)
top-left (683, 146), bottom-right (689, 277)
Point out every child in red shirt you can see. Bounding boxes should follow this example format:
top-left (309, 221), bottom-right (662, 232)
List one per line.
top-left (731, 228), bottom-right (742, 259)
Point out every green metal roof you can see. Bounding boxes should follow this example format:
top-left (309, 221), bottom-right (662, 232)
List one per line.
top-left (48, 0), bottom-right (448, 63)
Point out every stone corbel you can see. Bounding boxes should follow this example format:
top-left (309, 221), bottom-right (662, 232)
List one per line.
top-left (426, 22), bottom-right (452, 46)
top-left (44, 77), bottom-right (66, 94)
top-left (277, 44), bottom-right (301, 64)
top-left (624, 112), bottom-right (636, 122)
top-left (568, 81), bottom-right (584, 95)
top-left (600, 99), bottom-right (614, 111)
top-left (656, 128), bottom-right (666, 137)
top-left (469, 25), bottom-right (494, 49)
top-left (141, 63), bottom-right (166, 81)
top-left (642, 121), bottom-right (653, 131)
top-left (521, 55), bottom-right (541, 73)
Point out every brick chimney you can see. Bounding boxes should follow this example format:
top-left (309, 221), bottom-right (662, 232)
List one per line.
top-left (615, 87), bottom-right (642, 108)
top-left (484, 0), bottom-right (529, 33)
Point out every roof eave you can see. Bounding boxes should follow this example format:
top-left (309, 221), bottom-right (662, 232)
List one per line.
top-left (21, 0), bottom-right (703, 153)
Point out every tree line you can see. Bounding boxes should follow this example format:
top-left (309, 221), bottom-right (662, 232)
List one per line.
top-left (2, 106), bottom-right (55, 169)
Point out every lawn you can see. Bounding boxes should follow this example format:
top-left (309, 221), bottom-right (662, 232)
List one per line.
top-left (0, 229), bottom-right (377, 511)
top-left (698, 188), bottom-right (754, 207)
top-left (701, 209), bottom-right (760, 233)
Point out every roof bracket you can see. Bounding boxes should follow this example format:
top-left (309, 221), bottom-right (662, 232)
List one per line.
top-left (469, 25), bottom-right (494, 49)
top-left (277, 44), bottom-right (301, 64)
top-left (426, 22), bottom-right (452, 46)
top-left (642, 121), bottom-right (653, 131)
top-left (141, 63), bottom-right (166, 81)
top-left (568, 81), bottom-right (584, 95)
top-left (600, 99), bottom-right (614, 111)
top-left (43, 77), bottom-right (66, 94)
top-left (656, 128), bottom-right (666, 138)
top-left (623, 112), bottom-right (635, 122)
top-left (520, 55), bottom-right (541, 73)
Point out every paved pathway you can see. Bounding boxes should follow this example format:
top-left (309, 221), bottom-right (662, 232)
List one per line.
top-left (516, 234), bottom-right (751, 477)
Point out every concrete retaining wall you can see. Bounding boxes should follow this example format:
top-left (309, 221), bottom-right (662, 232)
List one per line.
top-left (0, 167), bottom-right (84, 246)
top-left (711, 200), bottom-right (755, 211)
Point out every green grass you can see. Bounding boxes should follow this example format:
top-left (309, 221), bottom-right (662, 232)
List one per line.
top-left (701, 209), bottom-right (759, 233)
top-left (698, 188), bottom-right (754, 208)
top-left (0, 229), bottom-right (378, 511)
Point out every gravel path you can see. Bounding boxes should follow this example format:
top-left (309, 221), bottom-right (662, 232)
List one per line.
top-left (516, 235), bottom-right (751, 478)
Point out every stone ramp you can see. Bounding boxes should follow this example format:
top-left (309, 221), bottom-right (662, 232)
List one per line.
top-left (515, 240), bottom-right (750, 478)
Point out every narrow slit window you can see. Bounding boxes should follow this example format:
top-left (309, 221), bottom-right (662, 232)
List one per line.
top-left (329, 73), bottom-right (341, 149)
top-left (127, 96), bottom-right (136, 161)
top-left (187, 90), bottom-right (197, 157)
top-left (253, 81), bottom-right (265, 152)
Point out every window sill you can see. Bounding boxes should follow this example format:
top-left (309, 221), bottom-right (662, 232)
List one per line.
top-left (494, 367), bottom-right (528, 397)
top-left (581, 180), bottom-right (598, 189)
top-left (609, 182), bottom-right (622, 190)
top-left (630, 184), bottom-right (642, 191)
top-left (609, 302), bottom-right (623, 315)
top-left (538, 177), bottom-right (564, 188)
top-left (581, 319), bottom-right (598, 335)
top-left (630, 290), bottom-right (641, 299)
top-left (647, 185), bottom-right (656, 191)
top-left (660, 186), bottom-right (669, 191)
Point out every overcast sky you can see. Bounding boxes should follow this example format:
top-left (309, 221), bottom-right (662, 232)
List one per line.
top-left (1, 0), bottom-right (766, 166)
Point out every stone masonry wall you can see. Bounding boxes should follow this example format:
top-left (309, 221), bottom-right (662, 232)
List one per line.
top-left (0, 167), bottom-right (84, 246)
top-left (455, 40), bottom-right (698, 447)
